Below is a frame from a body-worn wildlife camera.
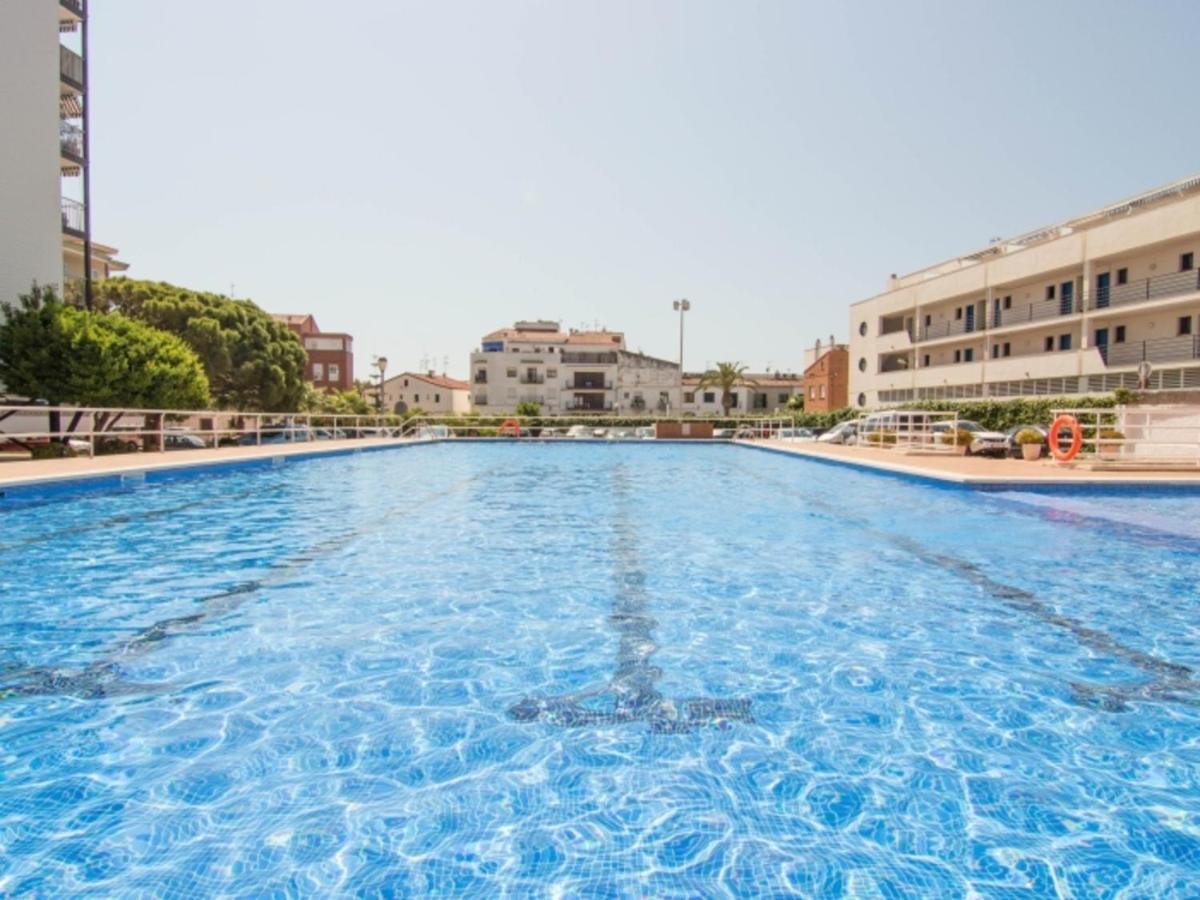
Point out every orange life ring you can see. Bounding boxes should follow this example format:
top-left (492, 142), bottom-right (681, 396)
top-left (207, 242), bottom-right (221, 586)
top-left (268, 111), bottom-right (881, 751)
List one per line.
top-left (498, 418), bottom-right (521, 437)
top-left (1048, 414), bottom-right (1082, 462)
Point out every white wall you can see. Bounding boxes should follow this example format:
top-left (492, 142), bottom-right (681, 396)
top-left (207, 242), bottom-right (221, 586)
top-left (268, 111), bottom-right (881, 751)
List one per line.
top-left (0, 1), bottom-right (63, 312)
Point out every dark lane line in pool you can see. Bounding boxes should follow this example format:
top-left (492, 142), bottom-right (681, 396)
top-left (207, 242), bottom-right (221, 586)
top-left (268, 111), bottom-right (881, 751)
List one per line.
top-left (737, 459), bottom-right (1200, 713)
top-left (0, 467), bottom-right (500, 703)
top-left (507, 463), bottom-right (753, 734)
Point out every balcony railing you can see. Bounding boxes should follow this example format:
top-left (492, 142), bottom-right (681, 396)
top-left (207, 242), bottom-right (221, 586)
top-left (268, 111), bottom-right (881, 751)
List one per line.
top-left (1101, 334), bottom-right (1200, 368)
top-left (473, 373), bottom-right (487, 384)
top-left (565, 401), bottom-right (614, 411)
top-left (61, 197), bottom-right (84, 234)
top-left (919, 318), bottom-right (976, 341)
top-left (60, 46), bottom-right (84, 89)
top-left (879, 357), bottom-right (912, 373)
top-left (994, 295), bottom-right (1081, 328)
top-left (519, 375), bottom-right (545, 384)
top-left (571, 380), bottom-right (613, 390)
top-left (60, 0), bottom-right (83, 17)
top-left (561, 351), bottom-right (618, 365)
top-left (1090, 268), bottom-right (1200, 311)
top-left (59, 121), bottom-right (84, 161)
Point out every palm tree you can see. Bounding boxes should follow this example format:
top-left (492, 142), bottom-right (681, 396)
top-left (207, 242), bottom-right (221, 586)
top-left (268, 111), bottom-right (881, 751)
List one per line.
top-left (696, 362), bottom-right (757, 417)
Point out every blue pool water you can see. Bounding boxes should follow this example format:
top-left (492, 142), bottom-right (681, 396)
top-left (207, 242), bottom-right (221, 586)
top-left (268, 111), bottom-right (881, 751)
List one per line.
top-left (3, 442), bottom-right (1200, 896)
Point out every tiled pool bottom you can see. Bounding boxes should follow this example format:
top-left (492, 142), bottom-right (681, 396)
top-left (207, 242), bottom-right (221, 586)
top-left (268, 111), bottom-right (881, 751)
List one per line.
top-left (2, 443), bottom-right (1200, 896)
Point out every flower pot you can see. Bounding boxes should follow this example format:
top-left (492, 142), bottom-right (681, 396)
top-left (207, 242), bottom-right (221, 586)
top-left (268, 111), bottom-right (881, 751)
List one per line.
top-left (1021, 443), bottom-right (1042, 461)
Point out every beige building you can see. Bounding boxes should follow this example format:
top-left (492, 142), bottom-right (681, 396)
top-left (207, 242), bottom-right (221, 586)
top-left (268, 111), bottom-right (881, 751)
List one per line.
top-left (470, 320), bottom-right (682, 414)
top-left (849, 175), bottom-right (1200, 409)
top-left (382, 371), bottom-right (471, 415)
top-left (0, 1), bottom-right (126, 316)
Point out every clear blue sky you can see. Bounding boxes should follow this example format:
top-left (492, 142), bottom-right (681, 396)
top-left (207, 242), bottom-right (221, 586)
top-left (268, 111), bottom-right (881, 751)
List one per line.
top-left (90, 0), bottom-right (1198, 379)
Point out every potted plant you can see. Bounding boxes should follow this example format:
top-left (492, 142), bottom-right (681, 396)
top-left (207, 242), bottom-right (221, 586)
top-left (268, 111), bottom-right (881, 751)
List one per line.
top-left (941, 427), bottom-right (973, 455)
top-left (1015, 428), bottom-right (1045, 460)
top-left (1097, 427), bottom-right (1125, 460)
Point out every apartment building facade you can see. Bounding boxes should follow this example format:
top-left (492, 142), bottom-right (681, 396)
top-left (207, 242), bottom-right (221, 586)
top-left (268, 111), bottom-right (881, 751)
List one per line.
top-left (850, 176), bottom-right (1200, 408)
top-left (0, 0), bottom-right (96, 310)
top-left (272, 314), bottom-right (355, 391)
top-left (470, 321), bottom-right (683, 414)
top-left (382, 372), bottom-right (471, 414)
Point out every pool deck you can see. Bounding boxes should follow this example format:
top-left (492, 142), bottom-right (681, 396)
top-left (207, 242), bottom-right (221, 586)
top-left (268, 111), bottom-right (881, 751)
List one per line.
top-left (741, 439), bottom-right (1200, 487)
top-left (0, 438), bottom-right (415, 490)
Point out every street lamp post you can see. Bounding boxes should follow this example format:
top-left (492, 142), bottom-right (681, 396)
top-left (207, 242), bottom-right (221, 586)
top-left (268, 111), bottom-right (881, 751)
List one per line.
top-left (372, 355), bottom-right (388, 413)
top-left (672, 299), bottom-right (690, 371)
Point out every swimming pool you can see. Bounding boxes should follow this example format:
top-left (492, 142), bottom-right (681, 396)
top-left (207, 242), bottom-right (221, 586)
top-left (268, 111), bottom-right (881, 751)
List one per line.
top-left (2, 442), bottom-right (1200, 896)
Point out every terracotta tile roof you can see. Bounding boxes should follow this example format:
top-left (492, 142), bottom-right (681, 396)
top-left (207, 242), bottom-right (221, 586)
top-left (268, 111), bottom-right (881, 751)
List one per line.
top-left (565, 331), bottom-right (624, 346)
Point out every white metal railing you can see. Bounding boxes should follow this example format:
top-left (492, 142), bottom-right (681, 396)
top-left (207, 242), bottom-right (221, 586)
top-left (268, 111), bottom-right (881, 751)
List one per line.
top-left (0, 404), bottom-right (407, 460)
top-left (1051, 406), bottom-right (1200, 467)
top-left (854, 409), bottom-right (962, 455)
top-left (398, 413), bottom-right (804, 441)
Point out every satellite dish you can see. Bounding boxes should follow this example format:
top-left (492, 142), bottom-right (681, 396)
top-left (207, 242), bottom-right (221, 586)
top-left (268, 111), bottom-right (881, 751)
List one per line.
top-left (1136, 360), bottom-right (1152, 390)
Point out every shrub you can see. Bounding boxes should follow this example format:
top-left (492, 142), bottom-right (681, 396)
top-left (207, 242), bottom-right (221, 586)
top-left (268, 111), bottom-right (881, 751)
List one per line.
top-left (1015, 429), bottom-right (1044, 445)
top-left (942, 428), bottom-right (973, 447)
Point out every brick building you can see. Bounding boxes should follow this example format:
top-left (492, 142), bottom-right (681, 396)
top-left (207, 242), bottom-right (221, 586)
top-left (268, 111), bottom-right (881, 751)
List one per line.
top-left (801, 339), bottom-right (849, 412)
top-left (272, 313), bottom-right (354, 391)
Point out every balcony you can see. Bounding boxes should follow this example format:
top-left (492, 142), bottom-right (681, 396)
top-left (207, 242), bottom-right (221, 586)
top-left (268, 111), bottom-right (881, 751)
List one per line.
top-left (566, 400), bottom-right (613, 411)
top-left (61, 197), bottom-right (84, 235)
top-left (474, 395), bottom-right (488, 406)
top-left (60, 46), bottom-right (84, 90)
top-left (60, 121), bottom-right (84, 163)
top-left (571, 379), bottom-right (612, 390)
top-left (60, 0), bottom-right (83, 18)
top-left (1101, 335), bottom-right (1200, 368)
top-left (473, 372), bottom-right (487, 384)
top-left (1089, 268), bottom-right (1200, 312)
top-left (519, 374), bottom-right (545, 384)
top-left (919, 318), bottom-right (978, 341)
top-left (994, 295), bottom-right (1081, 329)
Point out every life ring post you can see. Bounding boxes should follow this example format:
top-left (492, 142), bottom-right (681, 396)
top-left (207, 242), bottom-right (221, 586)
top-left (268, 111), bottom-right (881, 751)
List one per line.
top-left (1048, 414), bottom-right (1082, 463)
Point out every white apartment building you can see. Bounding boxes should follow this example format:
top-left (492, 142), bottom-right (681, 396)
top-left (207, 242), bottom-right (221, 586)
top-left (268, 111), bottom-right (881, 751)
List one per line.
top-left (681, 373), bottom-right (805, 415)
top-left (469, 321), bottom-right (682, 414)
top-left (850, 175), bottom-right (1200, 408)
top-left (382, 371), bottom-right (471, 415)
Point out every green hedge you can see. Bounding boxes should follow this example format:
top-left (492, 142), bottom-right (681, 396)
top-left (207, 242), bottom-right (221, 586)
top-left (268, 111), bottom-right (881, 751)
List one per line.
top-left (896, 394), bottom-right (1122, 432)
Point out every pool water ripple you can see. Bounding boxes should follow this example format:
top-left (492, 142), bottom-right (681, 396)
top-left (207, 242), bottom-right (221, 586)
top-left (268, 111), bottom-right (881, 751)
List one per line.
top-left (2, 443), bottom-right (1200, 896)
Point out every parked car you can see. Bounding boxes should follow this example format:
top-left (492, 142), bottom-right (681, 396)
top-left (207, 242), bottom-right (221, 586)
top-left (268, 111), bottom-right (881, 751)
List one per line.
top-left (930, 420), bottom-right (1008, 456)
top-left (775, 427), bottom-right (815, 441)
top-left (165, 432), bottom-right (206, 451)
top-left (565, 425), bottom-right (592, 439)
top-left (606, 427), bottom-right (637, 440)
top-left (242, 425), bottom-right (314, 445)
top-left (1003, 424), bottom-right (1048, 458)
top-left (817, 420), bottom-right (858, 444)
top-left (712, 428), bottom-right (735, 440)
top-left (634, 427), bottom-right (656, 440)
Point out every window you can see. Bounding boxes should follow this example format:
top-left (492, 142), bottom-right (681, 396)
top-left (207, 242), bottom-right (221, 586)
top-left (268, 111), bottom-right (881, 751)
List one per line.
top-left (924, 314), bottom-right (931, 327)
top-left (1183, 253), bottom-right (1195, 272)
top-left (857, 393), bottom-right (866, 407)
top-left (1116, 267), bottom-right (1128, 285)
top-left (546, 368), bottom-right (557, 378)
top-left (1115, 326), bottom-right (1126, 343)
top-left (992, 344), bottom-right (1000, 359)
top-left (729, 394), bottom-right (738, 407)
top-left (1003, 342), bottom-right (1011, 357)
top-left (703, 392), bottom-right (715, 403)
top-left (403, 378), bottom-right (409, 387)
top-left (1058, 334), bottom-right (1072, 351)
top-left (506, 368), bottom-right (517, 378)
top-left (953, 349), bottom-right (961, 363)
top-left (413, 394), bottom-right (419, 403)
top-left (809, 386), bottom-right (816, 399)
top-left (1046, 285), bottom-right (1056, 300)
top-left (1003, 296), bottom-right (1012, 310)
top-left (819, 385), bottom-right (826, 399)
top-left (922, 354), bottom-right (930, 367)
top-left (858, 358), bottom-right (867, 372)
top-left (623, 392), bottom-right (630, 399)
top-left (955, 307), bottom-right (963, 320)
top-left (328, 363), bottom-right (340, 383)
top-left (1044, 336), bottom-right (1054, 352)
top-left (778, 393), bottom-right (789, 403)
top-left (963, 348), bottom-right (974, 362)
top-left (859, 322), bottom-right (868, 336)
top-left (434, 393), bottom-right (441, 403)
top-left (683, 392), bottom-right (695, 403)
top-left (312, 363), bottom-right (324, 381)
top-left (1179, 316), bottom-right (1193, 336)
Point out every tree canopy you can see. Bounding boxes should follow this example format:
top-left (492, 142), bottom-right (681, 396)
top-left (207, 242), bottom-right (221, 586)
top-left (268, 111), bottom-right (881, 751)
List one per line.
top-left (696, 362), bottom-right (757, 416)
top-left (92, 279), bottom-right (308, 411)
top-left (0, 284), bottom-right (210, 409)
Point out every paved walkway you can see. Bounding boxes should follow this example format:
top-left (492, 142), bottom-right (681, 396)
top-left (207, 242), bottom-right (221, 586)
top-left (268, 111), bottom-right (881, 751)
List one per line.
top-left (0, 438), bottom-right (416, 489)
top-left (741, 439), bottom-right (1200, 486)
